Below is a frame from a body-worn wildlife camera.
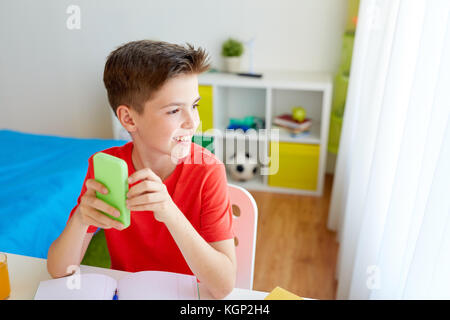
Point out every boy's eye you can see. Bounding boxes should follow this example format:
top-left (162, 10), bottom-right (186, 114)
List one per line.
top-left (167, 104), bottom-right (199, 115)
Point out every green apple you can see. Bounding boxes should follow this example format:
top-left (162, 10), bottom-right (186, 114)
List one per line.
top-left (292, 107), bottom-right (306, 122)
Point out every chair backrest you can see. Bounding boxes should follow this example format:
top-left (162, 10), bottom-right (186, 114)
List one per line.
top-left (228, 184), bottom-right (258, 290)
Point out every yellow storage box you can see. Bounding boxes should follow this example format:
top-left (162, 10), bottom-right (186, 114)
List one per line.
top-left (197, 85), bottom-right (214, 133)
top-left (268, 142), bottom-right (319, 191)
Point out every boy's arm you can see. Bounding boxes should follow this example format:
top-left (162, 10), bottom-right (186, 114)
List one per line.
top-left (126, 168), bottom-right (236, 299)
top-left (47, 179), bottom-right (125, 278)
top-left (164, 208), bottom-right (236, 299)
top-left (47, 208), bottom-right (93, 278)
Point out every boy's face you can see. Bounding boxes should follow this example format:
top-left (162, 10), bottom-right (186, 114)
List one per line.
top-left (123, 73), bottom-right (201, 161)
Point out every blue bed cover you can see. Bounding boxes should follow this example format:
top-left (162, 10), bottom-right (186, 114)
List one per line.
top-left (0, 130), bottom-right (127, 259)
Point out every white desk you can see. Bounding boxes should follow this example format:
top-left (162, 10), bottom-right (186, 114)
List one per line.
top-left (4, 253), bottom-right (268, 300)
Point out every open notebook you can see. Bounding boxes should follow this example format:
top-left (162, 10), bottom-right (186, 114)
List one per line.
top-left (34, 271), bottom-right (199, 300)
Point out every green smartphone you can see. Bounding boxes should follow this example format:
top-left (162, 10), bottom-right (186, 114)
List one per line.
top-left (93, 152), bottom-right (131, 229)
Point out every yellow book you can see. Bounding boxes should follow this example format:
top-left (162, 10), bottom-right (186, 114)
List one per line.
top-left (264, 287), bottom-right (304, 300)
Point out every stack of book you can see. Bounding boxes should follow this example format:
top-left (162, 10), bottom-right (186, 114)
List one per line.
top-left (272, 114), bottom-right (312, 137)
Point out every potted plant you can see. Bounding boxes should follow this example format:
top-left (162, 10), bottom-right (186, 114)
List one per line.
top-left (222, 38), bottom-right (244, 73)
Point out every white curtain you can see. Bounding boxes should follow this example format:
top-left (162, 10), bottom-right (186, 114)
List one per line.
top-left (328, 0), bottom-right (450, 299)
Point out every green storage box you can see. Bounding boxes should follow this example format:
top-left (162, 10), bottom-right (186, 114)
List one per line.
top-left (339, 32), bottom-right (355, 76)
top-left (332, 73), bottom-right (349, 118)
top-left (328, 112), bottom-right (343, 154)
top-left (193, 134), bottom-right (214, 154)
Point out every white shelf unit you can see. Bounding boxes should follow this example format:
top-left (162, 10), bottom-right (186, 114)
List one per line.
top-left (198, 70), bottom-right (333, 196)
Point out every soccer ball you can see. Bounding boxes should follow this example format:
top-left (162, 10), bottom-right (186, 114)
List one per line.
top-left (226, 151), bottom-right (259, 182)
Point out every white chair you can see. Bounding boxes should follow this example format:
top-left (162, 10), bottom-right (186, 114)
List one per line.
top-left (228, 183), bottom-right (258, 290)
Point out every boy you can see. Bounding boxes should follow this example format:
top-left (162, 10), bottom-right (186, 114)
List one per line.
top-left (47, 40), bottom-right (236, 299)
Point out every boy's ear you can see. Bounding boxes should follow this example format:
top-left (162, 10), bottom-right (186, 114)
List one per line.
top-left (116, 105), bottom-right (137, 133)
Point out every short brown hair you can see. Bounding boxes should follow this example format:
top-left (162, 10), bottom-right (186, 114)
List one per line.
top-left (103, 40), bottom-right (211, 115)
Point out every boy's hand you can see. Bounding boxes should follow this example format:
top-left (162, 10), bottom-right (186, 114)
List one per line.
top-left (126, 168), bottom-right (178, 224)
top-left (77, 179), bottom-right (125, 231)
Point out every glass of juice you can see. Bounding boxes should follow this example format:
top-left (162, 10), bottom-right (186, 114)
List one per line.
top-left (0, 253), bottom-right (11, 300)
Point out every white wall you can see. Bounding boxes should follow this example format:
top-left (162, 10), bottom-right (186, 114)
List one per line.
top-left (0, 0), bottom-right (347, 138)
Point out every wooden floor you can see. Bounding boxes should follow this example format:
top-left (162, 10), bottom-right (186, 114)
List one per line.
top-left (249, 174), bottom-right (339, 300)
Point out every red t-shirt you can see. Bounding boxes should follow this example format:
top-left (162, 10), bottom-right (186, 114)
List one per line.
top-left (68, 142), bottom-right (234, 275)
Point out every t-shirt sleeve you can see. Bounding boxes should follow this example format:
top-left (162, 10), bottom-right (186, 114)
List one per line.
top-left (199, 163), bottom-right (234, 242)
top-left (68, 156), bottom-right (98, 234)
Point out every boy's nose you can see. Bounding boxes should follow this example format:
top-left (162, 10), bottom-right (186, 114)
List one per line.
top-left (182, 110), bottom-right (197, 129)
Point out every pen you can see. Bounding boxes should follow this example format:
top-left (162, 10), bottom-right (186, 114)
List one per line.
top-left (113, 289), bottom-right (119, 300)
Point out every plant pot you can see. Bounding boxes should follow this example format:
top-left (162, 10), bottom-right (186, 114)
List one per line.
top-left (224, 56), bottom-right (242, 73)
